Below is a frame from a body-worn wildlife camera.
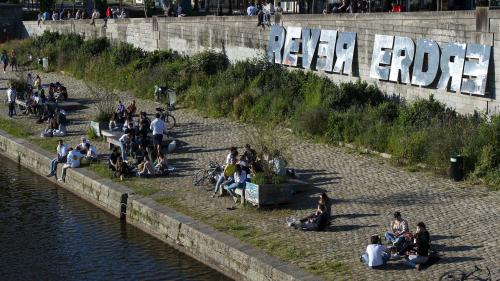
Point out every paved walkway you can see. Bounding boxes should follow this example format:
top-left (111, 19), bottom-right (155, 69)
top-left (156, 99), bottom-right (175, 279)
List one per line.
top-left (1, 71), bottom-right (499, 280)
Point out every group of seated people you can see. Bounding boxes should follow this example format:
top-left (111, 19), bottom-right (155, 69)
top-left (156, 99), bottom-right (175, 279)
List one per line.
top-left (212, 144), bottom-right (292, 203)
top-left (47, 137), bottom-right (98, 181)
top-left (109, 100), bottom-right (137, 132)
top-left (108, 145), bottom-right (169, 181)
top-left (361, 212), bottom-right (431, 270)
top-left (107, 101), bottom-right (172, 181)
top-left (18, 74), bottom-right (70, 137)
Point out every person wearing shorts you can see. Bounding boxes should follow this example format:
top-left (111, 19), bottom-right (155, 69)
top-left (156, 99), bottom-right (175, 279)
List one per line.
top-left (150, 113), bottom-right (166, 155)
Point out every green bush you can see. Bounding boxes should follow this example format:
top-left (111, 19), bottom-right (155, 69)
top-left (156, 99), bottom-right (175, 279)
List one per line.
top-left (111, 43), bottom-right (144, 66)
top-left (81, 38), bottom-right (110, 57)
top-left (190, 49), bottom-right (229, 75)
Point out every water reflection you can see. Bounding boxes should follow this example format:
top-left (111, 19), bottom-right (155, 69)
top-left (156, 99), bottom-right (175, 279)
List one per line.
top-left (0, 156), bottom-right (230, 281)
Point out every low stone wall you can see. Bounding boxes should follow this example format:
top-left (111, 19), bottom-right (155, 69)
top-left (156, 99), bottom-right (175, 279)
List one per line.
top-left (0, 129), bottom-right (318, 281)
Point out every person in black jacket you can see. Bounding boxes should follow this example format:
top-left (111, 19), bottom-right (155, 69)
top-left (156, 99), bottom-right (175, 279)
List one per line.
top-left (404, 222), bottom-right (430, 270)
top-left (295, 204), bottom-right (329, 231)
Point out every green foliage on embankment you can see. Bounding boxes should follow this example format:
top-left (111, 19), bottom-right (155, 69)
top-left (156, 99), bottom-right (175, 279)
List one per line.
top-left (3, 31), bottom-right (499, 189)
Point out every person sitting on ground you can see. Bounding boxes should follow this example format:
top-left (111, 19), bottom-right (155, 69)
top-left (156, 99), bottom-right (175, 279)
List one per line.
top-left (84, 142), bottom-right (98, 161)
top-left (59, 147), bottom-right (82, 182)
top-left (47, 139), bottom-right (68, 178)
top-left (126, 100), bottom-right (137, 116)
top-left (213, 157), bottom-right (237, 197)
top-left (154, 153), bottom-right (169, 175)
top-left (298, 193), bottom-right (332, 224)
top-left (108, 148), bottom-right (120, 171)
top-left (224, 164), bottom-right (247, 203)
top-left (360, 235), bottom-right (390, 268)
top-left (115, 156), bottom-right (132, 181)
top-left (394, 222), bottom-right (430, 270)
top-left (385, 211), bottom-right (409, 245)
top-left (295, 204), bottom-right (330, 231)
top-left (137, 154), bottom-right (154, 177)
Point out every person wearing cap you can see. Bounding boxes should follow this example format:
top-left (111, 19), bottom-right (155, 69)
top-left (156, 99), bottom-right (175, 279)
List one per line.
top-left (47, 139), bottom-right (68, 178)
top-left (360, 235), bottom-right (390, 268)
top-left (385, 211), bottom-right (409, 245)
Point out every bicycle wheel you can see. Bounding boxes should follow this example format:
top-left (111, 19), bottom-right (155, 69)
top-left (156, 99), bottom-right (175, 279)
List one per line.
top-left (439, 270), bottom-right (465, 281)
top-left (192, 170), bottom-right (207, 186)
top-left (166, 114), bottom-right (176, 130)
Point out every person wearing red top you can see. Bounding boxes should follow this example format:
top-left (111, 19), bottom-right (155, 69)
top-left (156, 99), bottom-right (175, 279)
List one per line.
top-left (106, 6), bottom-right (112, 18)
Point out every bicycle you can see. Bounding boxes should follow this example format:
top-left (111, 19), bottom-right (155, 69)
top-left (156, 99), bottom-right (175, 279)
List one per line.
top-left (155, 107), bottom-right (176, 130)
top-left (439, 265), bottom-right (492, 281)
top-left (192, 161), bottom-right (222, 186)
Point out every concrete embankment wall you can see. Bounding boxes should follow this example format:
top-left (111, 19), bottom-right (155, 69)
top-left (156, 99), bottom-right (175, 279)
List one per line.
top-left (22, 10), bottom-right (500, 115)
top-left (0, 129), bottom-right (318, 281)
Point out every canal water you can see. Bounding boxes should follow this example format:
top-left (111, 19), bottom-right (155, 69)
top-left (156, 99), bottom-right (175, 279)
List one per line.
top-left (0, 155), bottom-right (231, 281)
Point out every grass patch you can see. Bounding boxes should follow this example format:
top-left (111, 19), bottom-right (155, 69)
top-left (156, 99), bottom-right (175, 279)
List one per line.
top-left (306, 260), bottom-right (351, 280)
top-left (0, 118), bottom-right (32, 138)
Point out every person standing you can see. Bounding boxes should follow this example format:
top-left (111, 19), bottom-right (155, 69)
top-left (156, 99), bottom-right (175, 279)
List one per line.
top-left (47, 139), bottom-right (68, 178)
top-left (6, 83), bottom-right (16, 119)
top-left (1, 50), bottom-right (9, 73)
top-left (150, 113), bottom-right (166, 155)
top-left (10, 49), bottom-right (17, 71)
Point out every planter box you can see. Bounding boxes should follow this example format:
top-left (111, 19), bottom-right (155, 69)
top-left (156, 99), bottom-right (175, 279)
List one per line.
top-left (90, 121), bottom-right (108, 137)
top-left (244, 179), bottom-right (307, 208)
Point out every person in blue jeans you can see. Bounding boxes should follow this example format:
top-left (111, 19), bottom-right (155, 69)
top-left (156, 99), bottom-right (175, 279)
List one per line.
top-left (47, 139), bottom-right (68, 178)
top-left (385, 211), bottom-right (409, 245)
top-left (224, 164), bottom-right (247, 203)
top-left (361, 235), bottom-right (390, 269)
top-left (213, 157), bottom-right (237, 197)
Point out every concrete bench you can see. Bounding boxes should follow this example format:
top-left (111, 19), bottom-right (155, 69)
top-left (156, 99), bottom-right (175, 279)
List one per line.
top-left (15, 99), bottom-right (82, 111)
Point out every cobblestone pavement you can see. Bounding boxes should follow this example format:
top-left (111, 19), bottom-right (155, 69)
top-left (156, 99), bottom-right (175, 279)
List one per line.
top-left (1, 71), bottom-right (500, 281)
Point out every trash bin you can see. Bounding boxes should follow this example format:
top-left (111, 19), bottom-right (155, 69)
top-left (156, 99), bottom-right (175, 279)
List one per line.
top-left (450, 155), bottom-right (464, 181)
top-left (42, 57), bottom-right (49, 71)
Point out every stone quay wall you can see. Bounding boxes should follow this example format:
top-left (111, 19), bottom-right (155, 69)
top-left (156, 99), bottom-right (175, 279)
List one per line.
top-left (21, 10), bottom-right (500, 115)
top-left (0, 129), bottom-right (318, 281)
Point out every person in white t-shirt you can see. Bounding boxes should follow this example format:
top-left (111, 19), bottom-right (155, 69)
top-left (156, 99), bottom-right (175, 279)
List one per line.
top-left (59, 147), bottom-right (83, 182)
top-left (47, 139), bottom-right (68, 178)
top-left (150, 113), bottom-right (166, 155)
top-left (361, 235), bottom-right (390, 268)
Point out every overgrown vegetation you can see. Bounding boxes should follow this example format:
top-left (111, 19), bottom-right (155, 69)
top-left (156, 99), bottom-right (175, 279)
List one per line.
top-left (3, 32), bottom-right (499, 188)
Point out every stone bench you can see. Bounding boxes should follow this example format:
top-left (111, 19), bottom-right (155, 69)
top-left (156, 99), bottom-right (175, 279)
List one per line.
top-left (15, 99), bottom-right (82, 111)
